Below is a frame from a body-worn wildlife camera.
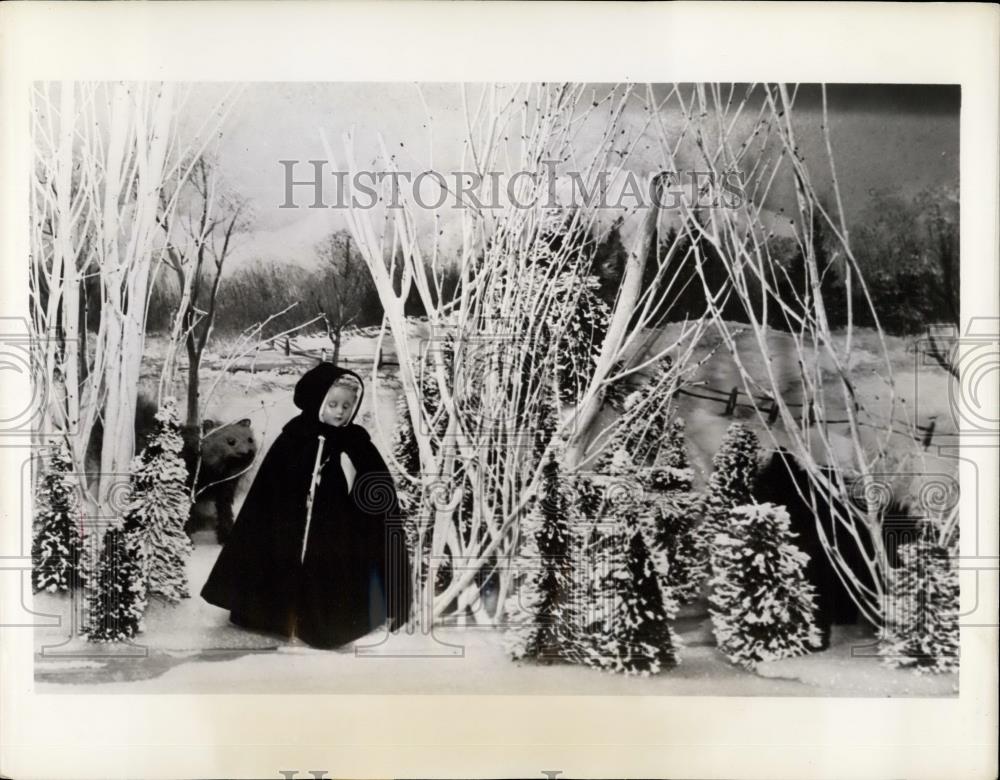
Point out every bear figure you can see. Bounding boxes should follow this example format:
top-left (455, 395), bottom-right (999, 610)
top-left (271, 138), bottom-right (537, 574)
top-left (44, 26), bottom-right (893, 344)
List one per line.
top-left (136, 396), bottom-right (259, 544)
top-left (87, 394), bottom-right (258, 545)
top-left (180, 417), bottom-right (257, 545)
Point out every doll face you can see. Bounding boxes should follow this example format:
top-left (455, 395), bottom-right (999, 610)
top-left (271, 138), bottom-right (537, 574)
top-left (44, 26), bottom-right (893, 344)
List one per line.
top-left (319, 384), bottom-right (358, 426)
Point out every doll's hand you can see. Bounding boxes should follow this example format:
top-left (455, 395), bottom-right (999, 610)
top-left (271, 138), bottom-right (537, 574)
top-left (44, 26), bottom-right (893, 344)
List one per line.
top-left (341, 451), bottom-right (357, 493)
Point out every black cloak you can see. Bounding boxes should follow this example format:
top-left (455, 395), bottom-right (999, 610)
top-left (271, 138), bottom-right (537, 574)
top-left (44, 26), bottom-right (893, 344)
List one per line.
top-left (200, 363), bottom-right (412, 649)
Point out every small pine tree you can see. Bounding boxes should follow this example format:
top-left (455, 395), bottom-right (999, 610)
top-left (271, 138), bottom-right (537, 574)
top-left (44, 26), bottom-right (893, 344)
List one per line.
top-left (390, 388), bottom-right (421, 517)
top-left (531, 381), bottom-right (560, 462)
top-left (708, 502), bottom-right (822, 669)
top-left (84, 515), bottom-right (147, 642)
top-left (570, 472), bottom-right (604, 523)
top-left (79, 523), bottom-right (103, 593)
top-left (565, 473), bottom-right (605, 650)
top-left (702, 423), bottom-right (760, 543)
top-left (575, 517), bottom-right (607, 646)
top-left (660, 418), bottom-right (690, 470)
top-left (127, 397), bottom-right (193, 603)
top-left (647, 491), bottom-right (708, 605)
top-left (645, 418), bottom-right (695, 492)
top-left (527, 214), bottom-right (612, 408)
top-left (553, 273), bottom-right (610, 407)
top-left (607, 446), bottom-right (636, 478)
top-left (578, 491), bottom-right (678, 676)
top-left (880, 540), bottom-right (959, 674)
top-left (31, 438), bottom-right (84, 593)
top-left (503, 445), bottom-right (578, 663)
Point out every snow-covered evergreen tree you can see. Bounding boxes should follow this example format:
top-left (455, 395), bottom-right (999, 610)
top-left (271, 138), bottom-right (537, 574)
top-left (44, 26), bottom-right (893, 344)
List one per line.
top-left (31, 438), bottom-right (84, 593)
top-left (660, 418), bottom-right (690, 470)
top-left (390, 388), bottom-right (421, 517)
top-left (708, 502), bottom-right (822, 669)
top-left (575, 517), bottom-right (606, 645)
top-left (708, 422), bottom-right (760, 505)
top-left (84, 514), bottom-right (147, 642)
top-left (565, 471), bottom-right (605, 649)
top-left (552, 272), bottom-right (610, 407)
top-left (527, 214), bottom-right (611, 408)
top-left (531, 380), bottom-right (560, 461)
top-left (617, 416), bottom-right (707, 605)
top-left (578, 490), bottom-right (678, 676)
top-left (880, 539), bottom-right (959, 674)
top-left (647, 490), bottom-right (708, 605)
top-left (503, 443), bottom-right (578, 663)
top-left (392, 390), bottom-right (430, 593)
top-left (79, 523), bottom-right (103, 593)
top-left (607, 445), bottom-right (636, 478)
top-left (570, 471), bottom-right (604, 523)
top-left (645, 418), bottom-right (695, 492)
top-left (126, 397), bottom-right (193, 603)
top-left (702, 423), bottom-right (760, 544)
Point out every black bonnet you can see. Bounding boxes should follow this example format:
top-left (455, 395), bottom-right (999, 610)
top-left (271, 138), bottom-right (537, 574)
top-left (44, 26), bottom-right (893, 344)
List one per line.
top-left (292, 362), bottom-right (365, 424)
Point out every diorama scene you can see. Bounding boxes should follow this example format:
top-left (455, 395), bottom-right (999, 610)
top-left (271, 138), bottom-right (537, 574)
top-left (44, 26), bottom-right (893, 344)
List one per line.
top-left (29, 82), bottom-right (960, 694)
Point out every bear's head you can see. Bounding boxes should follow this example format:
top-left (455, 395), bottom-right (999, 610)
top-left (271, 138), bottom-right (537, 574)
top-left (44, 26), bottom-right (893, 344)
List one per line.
top-left (199, 418), bottom-right (257, 477)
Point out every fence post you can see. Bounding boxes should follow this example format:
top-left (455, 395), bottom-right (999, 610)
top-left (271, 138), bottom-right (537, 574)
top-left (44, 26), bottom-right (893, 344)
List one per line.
top-left (724, 386), bottom-right (739, 416)
top-left (284, 336), bottom-right (290, 357)
top-left (767, 401), bottom-right (780, 426)
top-left (921, 419), bottom-right (936, 450)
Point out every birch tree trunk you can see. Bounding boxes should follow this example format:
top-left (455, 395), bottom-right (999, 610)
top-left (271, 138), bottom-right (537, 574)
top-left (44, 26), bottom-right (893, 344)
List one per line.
top-left (564, 173), bottom-right (667, 469)
top-left (31, 82), bottom-right (238, 532)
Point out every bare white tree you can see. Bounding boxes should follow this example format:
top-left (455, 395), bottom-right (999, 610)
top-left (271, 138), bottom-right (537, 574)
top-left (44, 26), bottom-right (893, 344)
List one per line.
top-left (656, 83), bottom-right (938, 625)
top-left (323, 81), bottom-right (932, 632)
top-left (30, 81), bottom-right (238, 530)
top-left (325, 84), bottom-right (714, 625)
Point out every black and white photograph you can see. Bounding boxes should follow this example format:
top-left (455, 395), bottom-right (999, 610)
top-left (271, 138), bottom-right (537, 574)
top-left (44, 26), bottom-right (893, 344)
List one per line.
top-left (0, 3), bottom-right (996, 780)
top-left (24, 80), bottom-right (964, 696)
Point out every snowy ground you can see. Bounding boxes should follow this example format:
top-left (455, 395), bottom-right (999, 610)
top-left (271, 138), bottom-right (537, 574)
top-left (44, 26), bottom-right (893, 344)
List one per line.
top-left (32, 541), bottom-right (956, 696)
top-left (628, 322), bottom-right (959, 492)
top-left (143, 320), bottom-right (959, 502)
top-left (36, 323), bottom-right (957, 695)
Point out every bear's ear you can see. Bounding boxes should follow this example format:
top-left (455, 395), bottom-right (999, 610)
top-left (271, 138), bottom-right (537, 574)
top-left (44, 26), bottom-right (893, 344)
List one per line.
top-left (235, 418), bottom-right (251, 428)
top-left (202, 419), bottom-right (217, 433)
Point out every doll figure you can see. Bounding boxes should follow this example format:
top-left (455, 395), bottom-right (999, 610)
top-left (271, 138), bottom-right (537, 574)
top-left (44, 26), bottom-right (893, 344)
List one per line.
top-left (201, 363), bottom-right (412, 649)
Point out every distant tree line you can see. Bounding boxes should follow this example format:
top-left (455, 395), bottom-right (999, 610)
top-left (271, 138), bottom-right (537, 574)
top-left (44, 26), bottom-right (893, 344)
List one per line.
top-left (147, 230), bottom-right (462, 340)
top-left (146, 186), bottom-right (957, 341)
top-left (586, 185), bottom-right (958, 336)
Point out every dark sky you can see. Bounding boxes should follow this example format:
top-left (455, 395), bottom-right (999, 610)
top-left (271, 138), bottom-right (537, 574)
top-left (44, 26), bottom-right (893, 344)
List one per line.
top-left (646, 82), bottom-right (960, 114)
top-left (633, 82), bottom-right (960, 229)
top-left (792, 83), bottom-right (960, 115)
top-left (193, 82), bottom-right (960, 268)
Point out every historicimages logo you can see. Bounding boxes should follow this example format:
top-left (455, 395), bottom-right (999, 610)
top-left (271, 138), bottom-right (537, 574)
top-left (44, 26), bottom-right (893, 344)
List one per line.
top-left (0, 318), bottom-right (64, 437)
